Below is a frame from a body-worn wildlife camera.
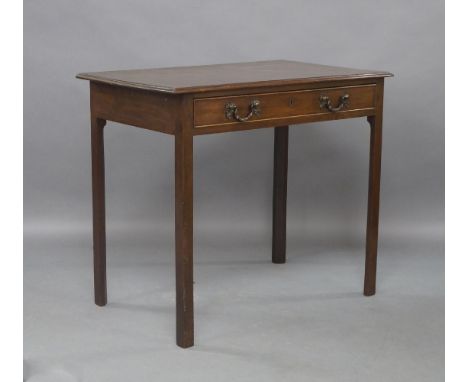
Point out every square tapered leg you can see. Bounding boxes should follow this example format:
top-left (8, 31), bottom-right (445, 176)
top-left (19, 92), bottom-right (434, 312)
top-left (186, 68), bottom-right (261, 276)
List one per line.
top-left (364, 110), bottom-right (383, 296)
top-left (175, 120), bottom-right (194, 348)
top-left (272, 126), bottom-right (289, 264)
top-left (91, 117), bottom-right (107, 306)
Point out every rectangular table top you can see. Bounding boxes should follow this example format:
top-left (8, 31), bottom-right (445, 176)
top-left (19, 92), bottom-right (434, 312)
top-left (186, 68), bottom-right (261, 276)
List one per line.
top-left (77, 60), bottom-right (392, 94)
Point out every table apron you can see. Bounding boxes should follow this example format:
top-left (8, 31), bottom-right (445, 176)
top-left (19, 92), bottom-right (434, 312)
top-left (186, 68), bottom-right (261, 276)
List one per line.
top-left (192, 108), bottom-right (375, 135)
top-left (193, 83), bottom-right (377, 134)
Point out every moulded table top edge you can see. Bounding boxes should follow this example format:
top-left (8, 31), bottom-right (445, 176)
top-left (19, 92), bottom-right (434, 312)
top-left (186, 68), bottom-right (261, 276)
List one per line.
top-left (76, 60), bottom-right (393, 94)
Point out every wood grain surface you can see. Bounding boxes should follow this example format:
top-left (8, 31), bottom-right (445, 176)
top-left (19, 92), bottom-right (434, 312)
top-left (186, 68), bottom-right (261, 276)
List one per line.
top-left (77, 60), bottom-right (392, 94)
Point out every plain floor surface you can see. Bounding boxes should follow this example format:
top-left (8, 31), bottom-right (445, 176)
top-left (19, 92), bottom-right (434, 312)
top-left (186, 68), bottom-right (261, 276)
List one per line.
top-left (24, 228), bottom-right (444, 382)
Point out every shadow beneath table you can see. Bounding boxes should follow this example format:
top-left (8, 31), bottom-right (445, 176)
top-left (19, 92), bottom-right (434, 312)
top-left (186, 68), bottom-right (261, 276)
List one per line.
top-left (106, 301), bottom-right (173, 314)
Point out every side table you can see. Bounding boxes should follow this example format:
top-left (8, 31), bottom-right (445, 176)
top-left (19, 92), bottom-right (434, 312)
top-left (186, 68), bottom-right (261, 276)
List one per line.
top-left (77, 60), bottom-right (392, 347)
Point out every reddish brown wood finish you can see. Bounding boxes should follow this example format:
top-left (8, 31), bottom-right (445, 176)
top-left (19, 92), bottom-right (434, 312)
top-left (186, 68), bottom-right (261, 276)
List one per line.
top-left (193, 84), bottom-right (376, 129)
top-left (272, 126), bottom-right (289, 264)
top-left (90, 82), bottom-right (177, 134)
top-left (174, 95), bottom-right (194, 347)
top-left (90, 116), bottom-right (107, 306)
top-left (77, 60), bottom-right (391, 94)
top-left (364, 80), bottom-right (384, 296)
top-left (79, 61), bottom-right (392, 348)
top-left (192, 107), bottom-right (372, 136)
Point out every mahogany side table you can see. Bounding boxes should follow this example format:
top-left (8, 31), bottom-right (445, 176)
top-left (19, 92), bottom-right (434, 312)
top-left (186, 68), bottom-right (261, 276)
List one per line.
top-left (77, 60), bottom-right (392, 348)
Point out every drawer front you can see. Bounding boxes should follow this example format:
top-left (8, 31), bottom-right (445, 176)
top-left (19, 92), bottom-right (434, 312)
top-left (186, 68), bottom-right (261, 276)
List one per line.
top-left (193, 84), bottom-right (376, 128)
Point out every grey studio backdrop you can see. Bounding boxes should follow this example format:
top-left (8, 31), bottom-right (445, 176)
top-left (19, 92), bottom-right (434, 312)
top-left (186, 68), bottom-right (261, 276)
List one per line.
top-left (24, 1), bottom-right (444, 382)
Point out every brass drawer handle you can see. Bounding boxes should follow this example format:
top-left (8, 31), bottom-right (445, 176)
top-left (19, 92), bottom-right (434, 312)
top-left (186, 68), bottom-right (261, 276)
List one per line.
top-left (225, 99), bottom-right (261, 122)
top-left (319, 94), bottom-right (350, 112)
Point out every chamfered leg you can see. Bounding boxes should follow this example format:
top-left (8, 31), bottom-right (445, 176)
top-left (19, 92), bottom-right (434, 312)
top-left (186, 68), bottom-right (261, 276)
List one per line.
top-left (91, 116), bottom-right (107, 306)
top-left (175, 112), bottom-right (194, 348)
top-left (364, 110), bottom-right (383, 296)
top-left (272, 126), bottom-right (289, 264)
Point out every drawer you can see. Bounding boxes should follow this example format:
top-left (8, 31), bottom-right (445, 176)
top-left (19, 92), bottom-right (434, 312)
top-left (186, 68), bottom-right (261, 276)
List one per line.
top-left (193, 84), bottom-right (376, 128)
